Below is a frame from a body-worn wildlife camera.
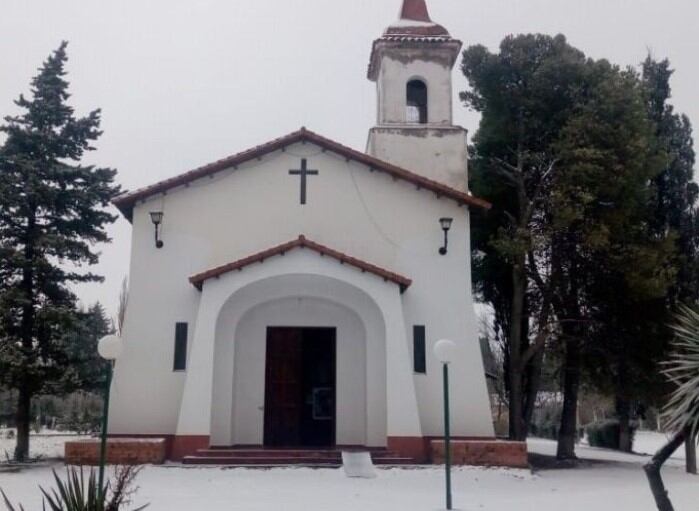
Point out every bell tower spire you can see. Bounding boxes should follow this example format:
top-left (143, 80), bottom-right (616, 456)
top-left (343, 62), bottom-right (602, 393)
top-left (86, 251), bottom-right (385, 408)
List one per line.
top-left (400, 0), bottom-right (431, 22)
top-left (366, 0), bottom-right (468, 191)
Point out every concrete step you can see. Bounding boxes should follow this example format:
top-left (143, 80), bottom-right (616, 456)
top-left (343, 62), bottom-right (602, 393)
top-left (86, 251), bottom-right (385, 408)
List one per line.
top-left (182, 448), bottom-right (416, 466)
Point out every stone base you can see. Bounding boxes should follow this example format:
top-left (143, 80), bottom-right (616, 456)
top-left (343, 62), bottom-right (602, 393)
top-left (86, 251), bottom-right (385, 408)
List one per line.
top-left (65, 438), bottom-right (166, 466)
top-left (430, 439), bottom-right (528, 468)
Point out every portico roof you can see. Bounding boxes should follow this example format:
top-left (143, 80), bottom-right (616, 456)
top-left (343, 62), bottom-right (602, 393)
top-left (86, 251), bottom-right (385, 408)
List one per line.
top-left (112, 127), bottom-right (490, 221)
top-left (189, 235), bottom-right (413, 293)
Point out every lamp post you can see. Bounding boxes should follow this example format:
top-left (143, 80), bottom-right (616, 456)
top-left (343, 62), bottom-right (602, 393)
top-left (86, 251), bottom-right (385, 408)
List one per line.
top-left (434, 339), bottom-right (458, 510)
top-left (97, 334), bottom-right (123, 498)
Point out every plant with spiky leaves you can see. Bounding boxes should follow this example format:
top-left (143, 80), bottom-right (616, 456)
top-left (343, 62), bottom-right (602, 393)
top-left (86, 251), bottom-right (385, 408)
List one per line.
top-left (1, 466), bottom-right (148, 511)
top-left (644, 304), bottom-right (699, 511)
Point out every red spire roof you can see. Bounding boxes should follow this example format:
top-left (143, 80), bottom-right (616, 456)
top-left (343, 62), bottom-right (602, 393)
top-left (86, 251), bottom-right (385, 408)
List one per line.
top-left (382, 0), bottom-right (451, 38)
top-left (400, 0), bottom-right (432, 22)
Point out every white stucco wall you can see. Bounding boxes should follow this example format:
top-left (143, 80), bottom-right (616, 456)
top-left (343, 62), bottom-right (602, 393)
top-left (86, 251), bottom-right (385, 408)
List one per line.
top-left (110, 142), bottom-right (494, 441)
top-left (375, 53), bottom-right (454, 126)
top-left (367, 127), bottom-right (468, 192)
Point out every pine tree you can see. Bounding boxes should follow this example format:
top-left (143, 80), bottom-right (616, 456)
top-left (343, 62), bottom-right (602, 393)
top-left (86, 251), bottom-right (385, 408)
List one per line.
top-left (55, 303), bottom-right (114, 396)
top-left (551, 61), bottom-right (675, 459)
top-left (0, 42), bottom-right (119, 461)
top-left (462, 33), bottom-right (589, 441)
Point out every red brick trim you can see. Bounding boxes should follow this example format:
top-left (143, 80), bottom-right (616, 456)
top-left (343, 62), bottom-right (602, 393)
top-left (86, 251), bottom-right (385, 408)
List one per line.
top-left (430, 439), bottom-right (529, 468)
top-left (65, 438), bottom-right (167, 466)
top-left (171, 435), bottom-right (210, 461)
top-left (189, 235), bottom-right (413, 293)
top-left (112, 128), bottom-right (490, 221)
top-left (387, 436), bottom-right (430, 463)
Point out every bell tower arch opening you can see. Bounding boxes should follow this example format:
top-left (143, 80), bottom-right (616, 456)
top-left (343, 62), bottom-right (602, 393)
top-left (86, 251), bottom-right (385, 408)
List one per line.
top-left (406, 79), bottom-right (428, 124)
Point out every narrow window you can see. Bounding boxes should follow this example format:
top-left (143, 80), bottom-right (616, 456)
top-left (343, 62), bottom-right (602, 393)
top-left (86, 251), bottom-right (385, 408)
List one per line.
top-left (173, 322), bottom-right (188, 371)
top-left (413, 325), bottom-right (426, 374)
top-left (406, 80), bottom-right (428, 124)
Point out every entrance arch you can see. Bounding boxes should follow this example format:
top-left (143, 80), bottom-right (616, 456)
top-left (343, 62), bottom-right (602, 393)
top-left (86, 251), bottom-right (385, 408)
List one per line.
top-left (210, 273), bottom-right (387, 448)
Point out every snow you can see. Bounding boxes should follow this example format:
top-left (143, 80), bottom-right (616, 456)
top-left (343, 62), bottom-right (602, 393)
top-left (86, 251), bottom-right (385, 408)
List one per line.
top-left (0, 432), bottom-right (697, 510)
top-left (0, 429), bottom-right (80, 461)
top-left (388, 19), bottom-right (437, 28)
top-left (633, 431), bottom-right (687, 461)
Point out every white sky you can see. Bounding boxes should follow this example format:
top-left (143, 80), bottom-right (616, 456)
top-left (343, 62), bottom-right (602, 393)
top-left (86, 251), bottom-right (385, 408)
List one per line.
top-left (1, 0), bottom-right (697, 318)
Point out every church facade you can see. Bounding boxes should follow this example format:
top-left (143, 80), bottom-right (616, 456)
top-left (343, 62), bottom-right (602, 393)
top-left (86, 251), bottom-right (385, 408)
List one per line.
top-left (109, 0), bottom-right (497, 463)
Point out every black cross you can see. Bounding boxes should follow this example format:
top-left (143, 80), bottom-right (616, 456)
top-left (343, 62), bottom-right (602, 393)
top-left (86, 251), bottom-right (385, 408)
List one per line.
top-left (288, 158), bottom-right (319, 205)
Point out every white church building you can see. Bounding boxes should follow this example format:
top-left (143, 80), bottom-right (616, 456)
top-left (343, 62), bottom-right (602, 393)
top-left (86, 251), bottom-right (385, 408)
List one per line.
top-left (108, 0), bottom-right (506, 464)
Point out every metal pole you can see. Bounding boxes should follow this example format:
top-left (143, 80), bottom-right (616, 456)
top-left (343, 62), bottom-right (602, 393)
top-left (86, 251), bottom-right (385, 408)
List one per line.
top-left (443, 363), bottom-right (452, 510)
top-left (98, 361), bottom-right (113, 498)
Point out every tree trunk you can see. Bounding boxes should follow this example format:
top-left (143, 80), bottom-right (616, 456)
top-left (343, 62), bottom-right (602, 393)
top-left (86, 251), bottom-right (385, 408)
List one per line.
top-left (616, 396), bottom-right (633, 452)
top-left (15, 207), bottom-right (36, 462)
top-left (557, 333), bottom-right (581, 459)
top-left (508, 259), bottom-right (527, 441)
top-left (523, 347), bottom-right (544, 435)
top-left (686, 434), bottom-right (697, 475)
top-left (13, 385), bottom-right (31, 461)
top-left (644, 429), bottom-right (687, 511)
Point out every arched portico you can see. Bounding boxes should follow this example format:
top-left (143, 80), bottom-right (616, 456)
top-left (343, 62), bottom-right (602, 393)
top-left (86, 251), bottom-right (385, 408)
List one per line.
top-left (210, 274), bottom-right (387, 448)
top-left (173, 247), bottom-right (423, 458)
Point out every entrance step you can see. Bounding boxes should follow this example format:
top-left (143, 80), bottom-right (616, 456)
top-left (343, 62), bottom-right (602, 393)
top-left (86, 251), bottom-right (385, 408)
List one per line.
top-left (182, 448), bottom-right (416, 467)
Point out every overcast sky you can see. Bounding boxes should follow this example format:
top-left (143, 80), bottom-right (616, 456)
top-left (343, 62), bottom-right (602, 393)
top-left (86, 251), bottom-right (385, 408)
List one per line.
top-left (1, 0), bottom-right (698, 318)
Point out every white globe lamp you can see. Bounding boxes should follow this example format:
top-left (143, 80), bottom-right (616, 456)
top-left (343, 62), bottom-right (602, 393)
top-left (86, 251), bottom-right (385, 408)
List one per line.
top-left (433, 339), bottom-right (458, 365)
top-left (98, 335), bottom-right (123, 361)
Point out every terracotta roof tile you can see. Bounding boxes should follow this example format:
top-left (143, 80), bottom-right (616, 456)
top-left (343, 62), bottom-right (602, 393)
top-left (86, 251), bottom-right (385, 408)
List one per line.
top-left (189, 235), bottom-right (413, 293)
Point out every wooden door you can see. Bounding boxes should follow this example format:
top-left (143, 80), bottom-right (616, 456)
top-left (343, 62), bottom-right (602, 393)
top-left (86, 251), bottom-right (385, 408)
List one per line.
top-left (264, 328), bottom-right (304, 447)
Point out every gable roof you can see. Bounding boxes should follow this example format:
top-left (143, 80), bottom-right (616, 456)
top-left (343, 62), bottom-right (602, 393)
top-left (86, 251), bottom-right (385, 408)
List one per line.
top-left (189, 235), bottom-right (413, 293)
top-left (112, 127), bottom-right (490, 221)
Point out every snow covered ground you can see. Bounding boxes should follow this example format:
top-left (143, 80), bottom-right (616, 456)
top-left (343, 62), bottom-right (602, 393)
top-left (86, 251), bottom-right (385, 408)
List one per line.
top-left (0, 431), bottom-right (696, 510)
top-left (0, 429), bottom-right (82, 461)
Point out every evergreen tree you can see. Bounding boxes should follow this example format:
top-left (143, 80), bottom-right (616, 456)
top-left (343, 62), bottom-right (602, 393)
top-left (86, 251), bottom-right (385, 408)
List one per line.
top-left (0, 42), bottom-right (119, 461)
top-left (462, 34), bottom-right (590, 441)
top-left (55, 303), bottom-right (114, 395)
top-left (581, 57), bottom-right (698, 454)
top-left (551, 61), bottom-right (675, 458)
top-left (643, 56), bottom-right (699, 303)
top-left (463, 36), bottom-right (679, 460)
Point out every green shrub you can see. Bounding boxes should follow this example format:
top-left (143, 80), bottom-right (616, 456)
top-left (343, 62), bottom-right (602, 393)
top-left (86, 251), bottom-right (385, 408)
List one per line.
top-left (530, 420), bottom-right (559, 440)
top-left (586, 419), bottom-right (637, 449)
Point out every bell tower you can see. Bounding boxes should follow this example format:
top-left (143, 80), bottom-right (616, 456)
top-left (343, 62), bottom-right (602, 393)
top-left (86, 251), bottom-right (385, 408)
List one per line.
top-left (366, 0), bottom-right (468, 191)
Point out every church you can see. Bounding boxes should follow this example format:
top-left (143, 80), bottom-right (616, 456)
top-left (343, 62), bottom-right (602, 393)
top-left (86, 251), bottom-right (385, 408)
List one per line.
top-left (106, 0), bottom-right (514, 465)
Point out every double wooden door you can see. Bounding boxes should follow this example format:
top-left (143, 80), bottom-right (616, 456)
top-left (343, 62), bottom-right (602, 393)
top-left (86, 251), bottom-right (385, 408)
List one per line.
top-left (263, 327), bottom-right (336, 447)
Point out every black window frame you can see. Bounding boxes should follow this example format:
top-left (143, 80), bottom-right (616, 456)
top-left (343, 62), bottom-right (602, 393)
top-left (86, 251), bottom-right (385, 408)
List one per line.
top-left (173, 322), bottom-right (188, 372)
top-left (413, 325), bottom-right (427, 374)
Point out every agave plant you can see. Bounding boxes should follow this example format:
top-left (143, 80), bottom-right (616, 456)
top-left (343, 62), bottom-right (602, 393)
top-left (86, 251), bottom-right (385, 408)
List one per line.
top-left (1, 466), bottom-right (148, 511)
top-left (644, 304), bottom-right (699, 511)
top-left (662, 305), bottom-right (699, 437)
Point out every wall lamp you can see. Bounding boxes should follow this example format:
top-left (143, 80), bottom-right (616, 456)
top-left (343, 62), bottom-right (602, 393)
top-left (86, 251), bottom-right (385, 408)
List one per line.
top-left (150, 211), bottom-right (164, 249)
top-left (439, 217), bottom-right (453, 255)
